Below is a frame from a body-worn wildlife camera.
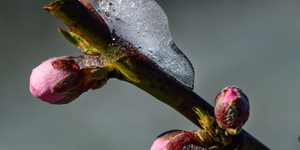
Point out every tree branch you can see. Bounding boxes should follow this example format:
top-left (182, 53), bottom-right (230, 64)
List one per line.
top-left (44, 0), bottom-right (269, 149)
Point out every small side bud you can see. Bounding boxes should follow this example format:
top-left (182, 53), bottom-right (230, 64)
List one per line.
top-left (214, 86), bottom-right (250, 135)
top-left (151, 130), bottom-right (208, 150)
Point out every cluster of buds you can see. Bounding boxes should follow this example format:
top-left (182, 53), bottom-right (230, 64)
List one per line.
top-left (30, 56), bottom-right (249, 149)
top-left (30, 0), bottom-right (256, 149)
top-left (151, 86), bottom-right (250, 150)
top-left (30, 55), bottom-right (112, 104)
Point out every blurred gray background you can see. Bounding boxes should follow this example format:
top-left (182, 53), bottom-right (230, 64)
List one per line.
top-left (1, 0), bottom-right (300, 149)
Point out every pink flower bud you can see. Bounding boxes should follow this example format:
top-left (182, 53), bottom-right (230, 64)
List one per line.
top-left (30, 58), bottom-right (73, 103)
top-left (30, 56), bottom-right (108, 104)
top-left (151, 130), bottom-right (207, 150)
top-left (214, 86), bottom-right (250, 130)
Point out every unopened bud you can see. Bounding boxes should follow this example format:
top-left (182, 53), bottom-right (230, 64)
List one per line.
top-left (214, 86), bottom-right (250, 134)
top-left (30, 56), bottom-right (109, 104)
top-left (151, 130), bottom-right (208, 150)
top-left (30, 58), bottom-right (70, 103)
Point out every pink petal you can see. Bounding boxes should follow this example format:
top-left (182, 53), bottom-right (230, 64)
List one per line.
top-left (30, 58), bottom-right (70, 103)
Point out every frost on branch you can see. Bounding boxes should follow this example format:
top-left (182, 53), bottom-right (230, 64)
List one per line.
top-left (89, 0), bottom-right (195, 89)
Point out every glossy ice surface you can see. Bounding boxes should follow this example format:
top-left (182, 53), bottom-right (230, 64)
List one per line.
top-left (90, 0), bottom-right (195, 89)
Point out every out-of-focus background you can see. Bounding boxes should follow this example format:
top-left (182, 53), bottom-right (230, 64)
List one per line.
top-left (1, 0), bottom-right (300, 149)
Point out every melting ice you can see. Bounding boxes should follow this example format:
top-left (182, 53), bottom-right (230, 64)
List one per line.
top-left (89, 0), bottom-right (195, 89)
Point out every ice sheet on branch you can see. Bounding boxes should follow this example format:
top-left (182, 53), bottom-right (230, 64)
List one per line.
top-left (90, 0), bottom-right (195, 89)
